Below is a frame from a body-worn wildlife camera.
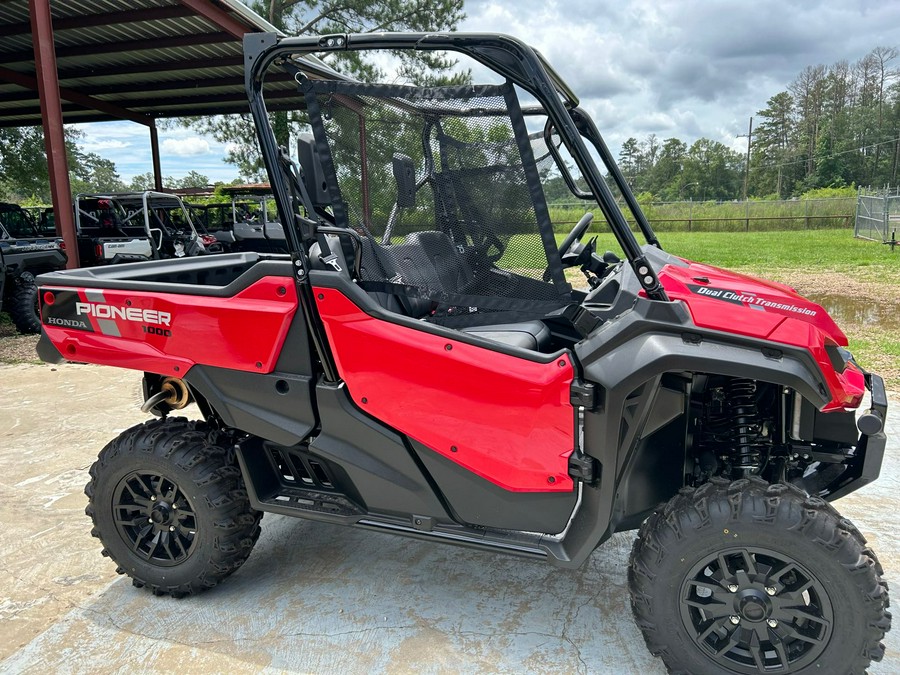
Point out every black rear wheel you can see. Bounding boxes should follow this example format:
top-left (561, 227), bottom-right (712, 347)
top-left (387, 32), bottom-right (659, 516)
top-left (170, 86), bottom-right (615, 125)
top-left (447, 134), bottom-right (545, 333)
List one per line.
top-left (629, 477), bottom-right (890, 674)
top-left (8, 271), bottom-right (41, 334)
top-left (85, 417), bottom-right (262, 597)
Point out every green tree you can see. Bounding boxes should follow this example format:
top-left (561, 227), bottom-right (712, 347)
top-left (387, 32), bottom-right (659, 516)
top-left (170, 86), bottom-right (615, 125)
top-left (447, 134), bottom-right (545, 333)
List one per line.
top-left (647, 138), bottom-right (687, 199)
top-left (69, 152), bottom-right (126, 194)
top-left (750, 92), bottom-right (795, 197)
top-left (618, 137), bottom-right (642, 190)
top-left (681, 139), bottom-right (743, 202)
top-left (0, 127), bottom-right (87, 202)
top-left (173, 171), bottom-right (211, 189)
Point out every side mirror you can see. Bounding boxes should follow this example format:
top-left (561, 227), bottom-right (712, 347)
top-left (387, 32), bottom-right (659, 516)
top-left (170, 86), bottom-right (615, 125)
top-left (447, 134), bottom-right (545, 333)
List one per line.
top-left (297, 134), bottom-right (330, 206)
top-left (392, 154), bottom-right (417, 208)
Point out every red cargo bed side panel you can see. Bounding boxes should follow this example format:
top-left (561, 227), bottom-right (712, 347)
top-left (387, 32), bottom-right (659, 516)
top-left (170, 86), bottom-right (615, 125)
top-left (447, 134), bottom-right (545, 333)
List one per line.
top-left (313, 288), bottom-right (575, 493)
top-left (41, 277), bottom-right (297, 376)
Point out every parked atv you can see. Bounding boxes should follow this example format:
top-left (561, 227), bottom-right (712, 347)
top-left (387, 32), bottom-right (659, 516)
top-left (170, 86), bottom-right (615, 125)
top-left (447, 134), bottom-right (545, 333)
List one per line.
top-left (189, 185), bottom-right (287, 254)
top-left (0, 203), bottom-right (67, 333)
top-left (74, 191), bottom-right (218, 266)
top-left (36, 33), bottom-right (889, 673)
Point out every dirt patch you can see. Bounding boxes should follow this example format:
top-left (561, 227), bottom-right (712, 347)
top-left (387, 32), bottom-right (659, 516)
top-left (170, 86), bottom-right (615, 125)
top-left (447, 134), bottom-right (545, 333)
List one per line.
top-left (746, 269), bottom-right (900, 308)
top-left (0, 321), bottom-right (40, 364)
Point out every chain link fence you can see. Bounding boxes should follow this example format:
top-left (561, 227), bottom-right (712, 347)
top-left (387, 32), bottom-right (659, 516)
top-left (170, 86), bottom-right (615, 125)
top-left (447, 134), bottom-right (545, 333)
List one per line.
top-left (549, 197), bottom-right (855, 233)
top-left (855, 187), bottom-right (900, 242)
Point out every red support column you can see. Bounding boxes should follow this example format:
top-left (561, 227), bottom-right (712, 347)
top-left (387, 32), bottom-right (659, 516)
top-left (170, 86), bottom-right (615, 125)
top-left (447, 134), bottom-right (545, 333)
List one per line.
top-left (30, 0), bottom-right (79, 268)
top-left (149, 121), bottom-right (163, 191)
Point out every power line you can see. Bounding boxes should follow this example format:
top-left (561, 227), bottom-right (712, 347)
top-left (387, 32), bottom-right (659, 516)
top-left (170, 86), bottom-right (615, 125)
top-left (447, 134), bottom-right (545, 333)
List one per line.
top-left (754, 135), bottom-right (900, 170)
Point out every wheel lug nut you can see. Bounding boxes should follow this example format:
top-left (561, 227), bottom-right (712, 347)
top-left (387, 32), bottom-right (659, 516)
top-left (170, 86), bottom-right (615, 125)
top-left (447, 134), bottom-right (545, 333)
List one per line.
top-left (767, 619), bottom-right (778, 628)
top-left (169, 526), bottom-right (175, 532)
top-left (150, 496), bottom-right (156, 501)
top-left (765, 586), bottom-right (777, 596)
top-left (728, 584), bottom-right (739, 592)
top-left (148, 518), bottom-right (153, 523)
top-left (729, 615), bottom-right (740, 625)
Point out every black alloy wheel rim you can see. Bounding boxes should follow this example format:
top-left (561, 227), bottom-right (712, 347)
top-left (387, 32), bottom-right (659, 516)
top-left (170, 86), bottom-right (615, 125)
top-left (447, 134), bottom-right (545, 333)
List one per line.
top-left (679, 546), bottom-right (833, 673)
top-left (112, 471), bottom-right (198, 567)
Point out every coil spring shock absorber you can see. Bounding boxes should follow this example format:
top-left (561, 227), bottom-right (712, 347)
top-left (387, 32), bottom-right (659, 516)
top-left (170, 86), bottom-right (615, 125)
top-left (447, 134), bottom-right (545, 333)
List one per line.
top-left (726, 379), bottom-right (765, 473)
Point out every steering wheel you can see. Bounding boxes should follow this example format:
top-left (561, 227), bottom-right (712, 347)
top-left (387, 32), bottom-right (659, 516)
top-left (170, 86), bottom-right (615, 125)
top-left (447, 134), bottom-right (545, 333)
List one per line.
top-left (558, 212), bottom-right (594, 257)
top-left (480, 231), bottom-right (505, 263)
top-left (543, 212), bottom-right (594, 282)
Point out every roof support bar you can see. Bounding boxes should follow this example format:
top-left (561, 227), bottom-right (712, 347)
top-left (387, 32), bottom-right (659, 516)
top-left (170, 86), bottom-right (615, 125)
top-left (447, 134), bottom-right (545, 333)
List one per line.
top-left (0, 66), bottom-right (153, 126)
top-left (149, 123), bottom-right (163, 192)
top-left (177, 0), bottom-right (249, 40)
top-left (29, 0), bottom-right (79, 267)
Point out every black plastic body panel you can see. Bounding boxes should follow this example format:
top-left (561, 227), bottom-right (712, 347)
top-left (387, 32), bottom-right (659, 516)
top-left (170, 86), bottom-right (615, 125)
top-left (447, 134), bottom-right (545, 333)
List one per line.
top-left (185, 365), bottom-right (316, 446)
top-left (410, 439), bottom-right (577, 533)
top-left (2, 245), bottom-right (67, 276)
top-left (273, 305), bottom-right (315, 375)
top-left (36, 330), bottom-right (65, 363)
top-left (308, 382), bottom-right (452, 519)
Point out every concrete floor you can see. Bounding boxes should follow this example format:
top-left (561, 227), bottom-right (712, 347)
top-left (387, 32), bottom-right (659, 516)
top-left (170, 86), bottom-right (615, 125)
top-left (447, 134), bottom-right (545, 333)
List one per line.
top-left (0, 362), bottom-right (897, 674)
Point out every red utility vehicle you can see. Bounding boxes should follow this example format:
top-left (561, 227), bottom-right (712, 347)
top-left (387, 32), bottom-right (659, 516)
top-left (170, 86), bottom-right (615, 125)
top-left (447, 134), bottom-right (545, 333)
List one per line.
top-left (37, 33), bottom-right (889, 674)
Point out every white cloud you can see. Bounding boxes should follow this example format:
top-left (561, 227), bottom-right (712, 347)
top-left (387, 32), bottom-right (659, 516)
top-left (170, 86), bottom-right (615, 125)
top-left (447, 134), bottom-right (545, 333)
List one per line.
top-left (462, 0), bottom-right (900, 153)
top-left (161, 137), bottom-right (210, 157)
top-left (80, 139), bottom-right (128, 153)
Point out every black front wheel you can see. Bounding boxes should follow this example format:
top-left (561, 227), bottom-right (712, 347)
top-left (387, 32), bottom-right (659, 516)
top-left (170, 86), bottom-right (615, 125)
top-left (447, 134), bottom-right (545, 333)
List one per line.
top-left (629, 477), bottom-right (890, 674)
top-left (85, 418), bottom-right (262, 597)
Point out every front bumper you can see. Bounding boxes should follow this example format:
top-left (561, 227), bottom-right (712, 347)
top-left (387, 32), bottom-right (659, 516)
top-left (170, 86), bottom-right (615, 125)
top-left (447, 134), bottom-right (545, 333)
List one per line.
top-left (826, 372), bottom-right (888, 500)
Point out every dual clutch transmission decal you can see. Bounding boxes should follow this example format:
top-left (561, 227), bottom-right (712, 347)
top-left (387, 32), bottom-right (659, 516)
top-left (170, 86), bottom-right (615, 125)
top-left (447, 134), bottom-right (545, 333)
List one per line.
top-left (686, 284), bottom-right (818, 318)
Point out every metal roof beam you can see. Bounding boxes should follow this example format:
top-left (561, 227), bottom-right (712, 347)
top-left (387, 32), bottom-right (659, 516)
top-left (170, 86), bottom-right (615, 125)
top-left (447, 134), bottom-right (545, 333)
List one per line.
top-left (0, 6), bottom-right (196, 38)
top-left (0, 97), bottom-right (301, 126)
top-left (124, 88), bottom-right (299, 110)
top-left (0, 65), bottom-right (153, 126)
top-left (177, 0), bottom-right (250, 40)
top-left (56, 55), bottom-right (244, 80)
top-left (0, 72), bottom-right (293, 102)
top-left (0, 86), bottom-right (300, 121)
top-left (3, 32), bottom-right (234, 64)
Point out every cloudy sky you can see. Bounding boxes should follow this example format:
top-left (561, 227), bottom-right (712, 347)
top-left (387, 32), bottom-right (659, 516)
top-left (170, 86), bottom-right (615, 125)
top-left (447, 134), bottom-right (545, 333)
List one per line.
top-left (75, 0), bottom-right (900, 184)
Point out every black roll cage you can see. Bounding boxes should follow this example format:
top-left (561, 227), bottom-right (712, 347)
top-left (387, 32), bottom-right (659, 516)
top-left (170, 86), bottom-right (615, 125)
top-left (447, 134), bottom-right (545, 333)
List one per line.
top-left (244, 31), bottom-right (668, 302)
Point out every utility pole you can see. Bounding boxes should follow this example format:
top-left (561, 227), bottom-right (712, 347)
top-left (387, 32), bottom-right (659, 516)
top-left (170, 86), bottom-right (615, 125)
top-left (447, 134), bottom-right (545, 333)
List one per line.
top-left (737, 116), bottom-right (753, 201)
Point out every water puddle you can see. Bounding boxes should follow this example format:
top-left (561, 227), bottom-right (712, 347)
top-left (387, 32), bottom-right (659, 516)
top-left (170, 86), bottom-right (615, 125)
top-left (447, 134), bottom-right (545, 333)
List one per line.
top-left (806, 293), bottom-right (900, 332)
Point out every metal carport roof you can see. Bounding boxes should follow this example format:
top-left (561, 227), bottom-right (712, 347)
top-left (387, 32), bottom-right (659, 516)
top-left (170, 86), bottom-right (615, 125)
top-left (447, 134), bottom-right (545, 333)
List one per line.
top-left (0, 0), bottom-right (305, 266)
top-left (0, 0), bottom-right (297, 127)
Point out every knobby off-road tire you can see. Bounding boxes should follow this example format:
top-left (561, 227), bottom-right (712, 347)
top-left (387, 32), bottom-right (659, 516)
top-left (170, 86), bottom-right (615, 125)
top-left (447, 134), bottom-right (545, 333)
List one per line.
top-left (629, 477), bottom-right (890, 675)
top-left (8, 272), bottom-right (41, 334)
top-left (85, 417), bottom-right (262, 597)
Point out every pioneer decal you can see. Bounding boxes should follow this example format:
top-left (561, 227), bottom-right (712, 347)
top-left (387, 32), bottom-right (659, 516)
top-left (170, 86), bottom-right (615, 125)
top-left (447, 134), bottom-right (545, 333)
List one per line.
top-left (75, 302), bottom-right (171, 326)
top-left (41, 289), bottom-right (174, 336)
top-left (687, 284), bottom-right (818, 318)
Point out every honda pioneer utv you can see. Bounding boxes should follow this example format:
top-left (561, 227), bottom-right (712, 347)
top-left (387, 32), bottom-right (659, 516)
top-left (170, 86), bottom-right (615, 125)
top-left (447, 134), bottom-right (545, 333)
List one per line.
top-left (36, 33), bottom-right (889, 674)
